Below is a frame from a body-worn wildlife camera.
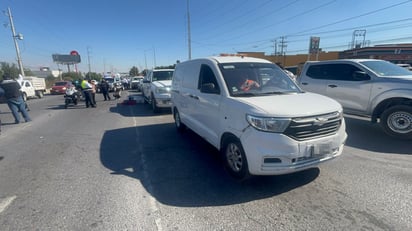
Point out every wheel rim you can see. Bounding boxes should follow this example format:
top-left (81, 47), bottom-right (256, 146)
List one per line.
top-left (226, 143), bottom-right (243, 173)
top-left (387, 111), bottom-right (412, 134)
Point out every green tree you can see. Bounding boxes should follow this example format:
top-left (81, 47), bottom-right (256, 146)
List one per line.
top-left (62, 72), bottom-right (83, 82)
top-left (45, 74), bottom-right (57, 88)
top-left (24, 68), bottom-right (34, 76)
top-left (0, 62), bottom-right (20, 80)
top-left (85, 72), bottom-right (102, 81)
top-left (129, 66), bottom-right (139, 76)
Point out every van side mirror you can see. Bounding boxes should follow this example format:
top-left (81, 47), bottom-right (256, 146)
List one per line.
top-left (201, 83), bottom-right (220, 94)
top-left (353, 71), bottom-right (370, 81)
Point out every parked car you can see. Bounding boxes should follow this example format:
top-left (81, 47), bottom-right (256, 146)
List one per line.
top-left (171, 56), bottom-right (347, 179)
top-left (297, 59), bottom-right (412, 139)
top-left (142, 69), bottom-right (174, 113)
top-left (51, 81), bottom-right (71, 94)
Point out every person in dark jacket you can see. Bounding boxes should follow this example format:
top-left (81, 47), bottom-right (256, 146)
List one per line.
top-left (99, 79), bottom-right (111, 101)
top-left (0, 75), bottom-right (32, 124)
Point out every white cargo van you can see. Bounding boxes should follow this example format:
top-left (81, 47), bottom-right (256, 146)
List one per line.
top-left (171, 56), bottom-right (347, 179)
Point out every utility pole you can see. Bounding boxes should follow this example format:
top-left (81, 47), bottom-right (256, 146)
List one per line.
top-left (7, 7), bottom-right (25, 76)
top-left (279, 36), bottom-right (288, 66)
top-left (87, 46), bottom-right (92, 74)
top-left (272, 39), bottom-right (278, 62)
top-left (144, 51), bottom-right (148, 70)
top-left (187, 0), bottom-right (192, 60)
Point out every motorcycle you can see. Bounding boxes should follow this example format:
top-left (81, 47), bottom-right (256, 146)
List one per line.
top-left (64, 86), bottom-right (79, 109)
top-left (113, 82), bottom-right (123, 99)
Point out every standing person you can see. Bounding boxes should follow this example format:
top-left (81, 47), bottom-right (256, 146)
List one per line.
top-left (99, 79), bottom-right (111, 101)
top-left (88, 79), bottom-right (97, 106)
top-left (0, 75), bottom-right (32, 124)
top-left (80, 78), bottom-right (95, 108)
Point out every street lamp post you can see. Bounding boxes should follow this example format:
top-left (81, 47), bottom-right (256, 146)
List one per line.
top-left (7, 7), bottom-right (25, 77)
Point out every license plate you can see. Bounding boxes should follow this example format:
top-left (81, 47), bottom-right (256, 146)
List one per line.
top-left (309, 142), bottom-right (331, 157)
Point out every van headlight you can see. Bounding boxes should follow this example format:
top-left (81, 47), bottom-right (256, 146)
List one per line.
top-left (246, 114), bottom-right (291, 133)
top-left (155, 87), bottom-right (171, 94)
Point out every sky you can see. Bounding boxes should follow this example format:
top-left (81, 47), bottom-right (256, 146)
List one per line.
top-left (1, 0), bottom-right (412, 74)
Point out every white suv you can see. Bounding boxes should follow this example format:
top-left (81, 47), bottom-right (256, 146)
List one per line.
top-left (142, 69), bottom-right (174, 113)
top-left (171, 56), bottom-right (347, 179)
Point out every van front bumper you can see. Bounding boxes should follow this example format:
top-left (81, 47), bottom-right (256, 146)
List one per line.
top-left (240, 123), bottom-right (347, 176)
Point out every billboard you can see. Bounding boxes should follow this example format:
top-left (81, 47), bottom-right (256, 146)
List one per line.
top-left (309, 37), bottom-right (320, 54)
top-left (52, 54), bottom-right (81, 64)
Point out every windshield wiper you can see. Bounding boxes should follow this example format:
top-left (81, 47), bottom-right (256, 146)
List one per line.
top-left (232, 92), bottom-right (257, 97)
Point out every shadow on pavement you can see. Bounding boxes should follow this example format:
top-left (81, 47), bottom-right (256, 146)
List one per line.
top-left (100, 122), bottom-right (319, 207)
top-left (344, 116), bottom-right (411, 155)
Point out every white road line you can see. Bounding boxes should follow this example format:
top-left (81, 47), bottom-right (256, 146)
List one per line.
top-left (0, 195), bottom-right (17, 214)
top-left (133, 114), bottom-right (163, 231)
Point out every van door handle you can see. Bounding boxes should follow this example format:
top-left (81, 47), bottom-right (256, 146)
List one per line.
top-left (328, 84), bottom-right (338, 88)
top-left (190, 94), bottom-right (199, 100)
top-left (301, 82), bottom-right (308, 85)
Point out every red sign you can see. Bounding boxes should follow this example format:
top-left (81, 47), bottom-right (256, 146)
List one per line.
top-left (70, 50), bottom-right (79, 56)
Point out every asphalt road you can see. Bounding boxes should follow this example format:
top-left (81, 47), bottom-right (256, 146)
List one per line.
top-left (0, 91), bottom-right (411, 231)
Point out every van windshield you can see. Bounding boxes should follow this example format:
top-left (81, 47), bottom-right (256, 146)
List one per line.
top-left (219, 63), bottom-right (302, 96)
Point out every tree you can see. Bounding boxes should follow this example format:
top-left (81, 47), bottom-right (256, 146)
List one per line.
top-left (129, 66), bottom-right (139, 76)
top-left (85, 72), bottom-right (102, 81)
top-left (0, 62), bottom-right (20, 80)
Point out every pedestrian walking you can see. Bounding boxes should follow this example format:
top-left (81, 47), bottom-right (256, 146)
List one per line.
top-left (80, 78), bottom-right (95, 108)
top-left (99, 79), bottom-right (111, 101)
top-left (0, 74), bottom-right (32, 124)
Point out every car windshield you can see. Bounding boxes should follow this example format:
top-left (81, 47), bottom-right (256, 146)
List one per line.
top-left (152, 71), bottom-right (174, 81)
top-left (219, 62), bottom-right (302, 96)
top-left (54, 82), bottom-right (68, 86)
top-left (361, 60), bottom-right (412, 77)
top-left (104, 78), bottom-right (114, 83)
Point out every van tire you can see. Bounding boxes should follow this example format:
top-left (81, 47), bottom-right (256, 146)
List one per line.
top-left (174, 109), bottom-right (186, 132)
top-left (221, 136), bottom-right (250, 180)
top-left (380, 105), bottom-right (412, 139)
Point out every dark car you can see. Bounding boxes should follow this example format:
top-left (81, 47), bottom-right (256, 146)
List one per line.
top-left (51, 81), bottom-right (71, 94)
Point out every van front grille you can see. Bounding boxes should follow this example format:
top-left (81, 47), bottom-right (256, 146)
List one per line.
top-left (284, 112), bottom-right (342, 141)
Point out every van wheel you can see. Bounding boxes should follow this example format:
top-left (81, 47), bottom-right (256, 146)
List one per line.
top-left (151, 94), bottom-right (159, 113)
top-left (174, 109), bottom-right (186, 132)
top-left (381, 105), bottom-right (412, 139)
top-left (221, 136), bottom-right (250, 180)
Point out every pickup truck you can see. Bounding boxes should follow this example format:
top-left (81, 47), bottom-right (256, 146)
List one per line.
top-left (297, 59), bottom-right (412, 139)
top-left (21, 76), bottom-right (47, 100)
top-left (142, 69), bottom-right (174, 113)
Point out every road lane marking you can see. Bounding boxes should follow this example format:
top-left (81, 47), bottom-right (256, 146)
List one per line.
top-left (0, 195), bottom-right (17, 214)
top-left (132, 113), bottom-right (163, 231)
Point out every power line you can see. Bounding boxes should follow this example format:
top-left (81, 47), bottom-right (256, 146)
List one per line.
top-left (288, 0), bottom-right (412, 36)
